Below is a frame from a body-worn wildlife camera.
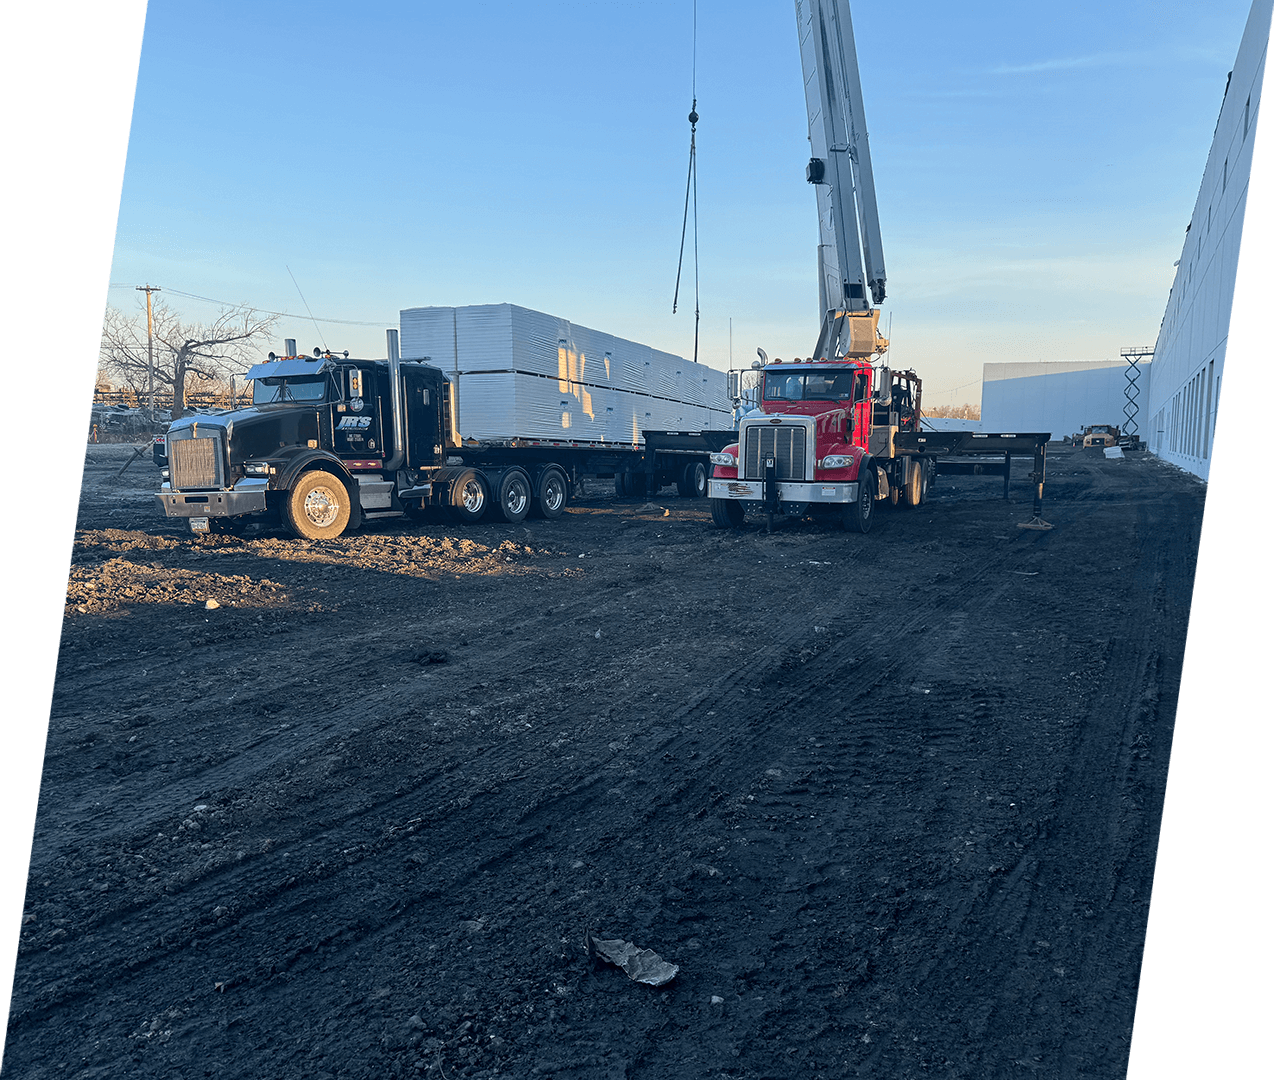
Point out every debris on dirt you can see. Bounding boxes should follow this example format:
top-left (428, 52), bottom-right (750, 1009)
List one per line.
top-left (411, 646), bottom-right (450, 665)
top-left (204, 599), bottom-right (220, 610)
top-left (5, 445), bottom-right (1206, 1078)
top-left (586, 930), bottom-right (679, 987)
top-left (635, 503), bottom-right (671, 517)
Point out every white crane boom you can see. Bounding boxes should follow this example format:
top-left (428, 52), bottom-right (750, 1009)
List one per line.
top-left (795, 0), bottom-right (888, 360)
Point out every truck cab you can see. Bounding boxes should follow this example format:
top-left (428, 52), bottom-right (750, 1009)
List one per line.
top-left (157, 343), bottom-right (455, 538)
top-left (707, 357), bottom-right (929, 533)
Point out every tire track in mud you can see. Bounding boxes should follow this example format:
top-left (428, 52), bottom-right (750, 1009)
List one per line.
top-left (6, 452), bottom-right (1206, 1080)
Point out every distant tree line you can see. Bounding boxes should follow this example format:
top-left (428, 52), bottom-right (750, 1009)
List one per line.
top-left (925, 402), bottom-right (980, 420)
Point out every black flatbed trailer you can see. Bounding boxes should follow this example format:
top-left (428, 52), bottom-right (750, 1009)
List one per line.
top-left (895, 430), bottom-right (1053, 527)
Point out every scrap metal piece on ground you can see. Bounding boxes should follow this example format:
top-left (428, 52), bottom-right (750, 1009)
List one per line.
top-left (585, 929), bottom-right (679, 986)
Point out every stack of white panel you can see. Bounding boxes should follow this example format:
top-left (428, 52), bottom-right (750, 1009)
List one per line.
top-left (399, 303), bottom-right (731, 444)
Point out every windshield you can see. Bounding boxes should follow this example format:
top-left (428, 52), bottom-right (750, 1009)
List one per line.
top-left (764, 369), bottom-right (864, 402)
top-left (252, 375), bottom-right (331, 405)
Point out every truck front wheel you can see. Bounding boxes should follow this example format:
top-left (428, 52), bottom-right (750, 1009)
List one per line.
top-left (842, 468), bottom-right (875, 534)
top-left (284, 471), bottom-right (352, 540)
top-left (710, 498), bottom-right (745, 529)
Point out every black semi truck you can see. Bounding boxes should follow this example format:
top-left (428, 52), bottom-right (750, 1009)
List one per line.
top-left (155, 331), bottom-right (731, 539)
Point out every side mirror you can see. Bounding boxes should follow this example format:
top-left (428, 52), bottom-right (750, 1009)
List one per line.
top-left (726, 371), bottom-right (741, 400)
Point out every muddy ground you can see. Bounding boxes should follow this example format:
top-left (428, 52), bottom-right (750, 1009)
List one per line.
top-left (4, 442), bottom-right (1204, 1079)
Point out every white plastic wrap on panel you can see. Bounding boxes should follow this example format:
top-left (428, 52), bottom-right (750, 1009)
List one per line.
top-left (511, 306), bottom-right (571, 379)
top-left (399, 302), bottom-right (733, 441)
top-left (456, 305), bottom-right (515, 374)
top-left (648, 348), bottom-right (681, 400)
top-left (399, 306), bottom-right (458, 367)
top-left (454, 372), bottom-right (516, 442)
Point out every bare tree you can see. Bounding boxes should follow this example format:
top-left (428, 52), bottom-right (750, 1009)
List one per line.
top-left (99, 300), bottom-right (278, 420)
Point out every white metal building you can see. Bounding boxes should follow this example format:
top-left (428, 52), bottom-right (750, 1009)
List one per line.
top-left (979, 359), bottom-right (1146, 441)
top-left (1146, 0), bottom-right (1271, 479)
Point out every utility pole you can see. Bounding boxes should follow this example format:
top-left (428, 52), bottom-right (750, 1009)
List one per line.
top-left (135, 284), bottom-right (161, 420)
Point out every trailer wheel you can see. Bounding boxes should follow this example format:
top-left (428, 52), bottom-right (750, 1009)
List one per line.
top-left (533, 466), bottom-right (568, 519)
top-left (448, 469), bottom-right (489, 523)
top-left (494, 468), bottom-right (532, 524)
top-left (623, 471), bottom-right (649, 497)
top-left (677, 459), bottom-right (708, 499)
top-left (710, 498), bottom-right (746, 529)
top-left (918, 460), bottom-right (931, 504)
top-left (843, 467), bottom-right (875, 534)
top-left (284, 471), bottom-right (351, 540)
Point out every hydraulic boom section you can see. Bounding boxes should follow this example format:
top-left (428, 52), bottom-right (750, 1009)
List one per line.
top-left (796, 0), bottom-right (887, 360)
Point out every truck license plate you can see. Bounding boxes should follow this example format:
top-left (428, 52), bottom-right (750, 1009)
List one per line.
top-left (189, 517), bottom-right (210, 533)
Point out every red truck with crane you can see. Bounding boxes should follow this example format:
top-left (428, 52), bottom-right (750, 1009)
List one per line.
top-left (707, 0), bottom-right (1049, 533)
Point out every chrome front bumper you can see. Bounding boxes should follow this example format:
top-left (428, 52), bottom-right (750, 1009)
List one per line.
top-left (156, 478), bottom-right (268, 518)
top-left (709, 478), bottom-right (859, 504)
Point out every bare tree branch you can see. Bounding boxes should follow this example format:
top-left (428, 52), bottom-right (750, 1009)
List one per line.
top-left (99, 300), bottom-right (278, 420)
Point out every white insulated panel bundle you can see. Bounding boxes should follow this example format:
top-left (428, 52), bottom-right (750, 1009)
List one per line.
top-left (399, 304), bottom-right (730, 444)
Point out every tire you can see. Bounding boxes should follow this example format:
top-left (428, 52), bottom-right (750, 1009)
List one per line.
top-left (534, 466), bottom-right (568, 519)
top-left (888, 468), bottom-right (900, 507)
top-left (842, 465), bottom-right (875, 534)
top-left (917, 460), bottom-right (931, 504)
top-left (284, 471), bottom-right (351, 540)
top-left (902, 458), bottom-right (923, 507)
top-left (494, 468), bottom-right (532, 524)
top-left (448, 468), bottom-right (489, 523)
top-left (710, 498), bottom-right (746, 529)
top-left (625, 471), bottom-right (649, 498)
top-left (679, 459), bottom-right (708, 499)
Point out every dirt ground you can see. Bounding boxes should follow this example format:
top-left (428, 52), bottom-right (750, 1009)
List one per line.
top-left (4, 441), bottom-right (1204, 1079)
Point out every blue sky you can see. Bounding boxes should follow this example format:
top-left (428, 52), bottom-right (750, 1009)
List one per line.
top-left (106, 0), bottom-right (1256, 404)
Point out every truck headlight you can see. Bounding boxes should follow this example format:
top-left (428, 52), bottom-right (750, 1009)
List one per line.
top-left (244, 461), bottom-right (271, 476)
top-left (710, 452), bottom-right (736, 466)
top-left (819, 455), bottom-right (852, 469)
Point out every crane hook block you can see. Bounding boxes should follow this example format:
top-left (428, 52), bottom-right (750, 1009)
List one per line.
top-left (806, 158), bottom-right (826, 184)
top-left (688, 108), bottom-right (699, 125)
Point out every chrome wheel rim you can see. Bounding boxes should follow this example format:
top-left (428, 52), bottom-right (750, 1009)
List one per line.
top-left (505, 479), bottom-right (529, 516)
top-left (542, 475), bottom-right (565, 512)
top-left (460, 479), bottom-right (485, 513)
top-left (303, 485), bottom-right (340, 528)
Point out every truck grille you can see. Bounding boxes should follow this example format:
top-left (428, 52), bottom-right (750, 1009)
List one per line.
top-left (742, 424), bottom-right (808, 480)
top-left (169, 436), bottom-right (222, 490)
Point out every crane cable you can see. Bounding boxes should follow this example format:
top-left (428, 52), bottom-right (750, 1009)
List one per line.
top-left (672, 0), bottom-right (700, 365)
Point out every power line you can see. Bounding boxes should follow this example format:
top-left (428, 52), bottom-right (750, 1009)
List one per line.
top-left (108, 283), bottom-right (390, 327)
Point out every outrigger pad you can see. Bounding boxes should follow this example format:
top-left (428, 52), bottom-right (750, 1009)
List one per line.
top-left (1016, 517), bottom-right (1054, 531)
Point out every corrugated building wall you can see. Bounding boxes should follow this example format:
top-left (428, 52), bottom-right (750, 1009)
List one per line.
top-left (1147, 0), bottom-right (1272, 479)
top-left (980, 359), bottom-right (1147, 440)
